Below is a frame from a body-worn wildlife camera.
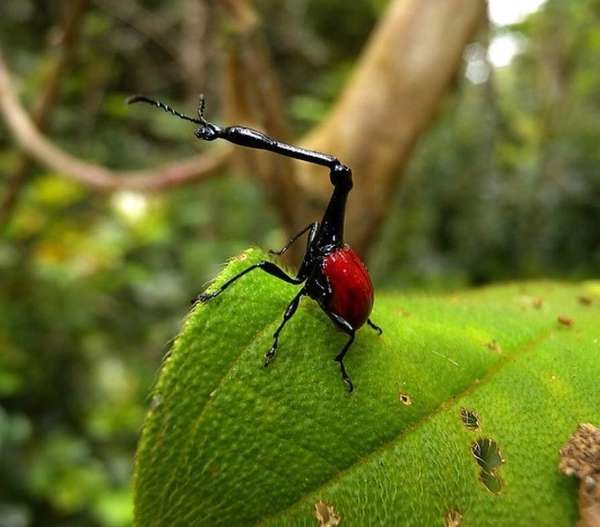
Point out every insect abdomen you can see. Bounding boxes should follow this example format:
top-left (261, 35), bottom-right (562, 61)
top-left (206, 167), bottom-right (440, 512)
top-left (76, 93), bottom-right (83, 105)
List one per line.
top-left (322, 246), bottom-right (374, 329)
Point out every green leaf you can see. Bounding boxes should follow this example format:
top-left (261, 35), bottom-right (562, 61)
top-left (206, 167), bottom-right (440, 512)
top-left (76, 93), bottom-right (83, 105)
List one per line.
top-left (134, 249), bottom-right (600, 526)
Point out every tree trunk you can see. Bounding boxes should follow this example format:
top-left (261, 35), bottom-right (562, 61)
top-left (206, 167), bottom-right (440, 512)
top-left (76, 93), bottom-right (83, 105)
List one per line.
top-left (223, 0), bottom-right (486, 259)
top-left (296, 0), bottom-right (487, 257)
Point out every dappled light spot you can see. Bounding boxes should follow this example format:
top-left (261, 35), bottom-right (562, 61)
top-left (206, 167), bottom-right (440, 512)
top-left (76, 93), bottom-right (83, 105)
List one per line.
top-left (232, 251), bottom-right (250, 263)
top-left (314, 500), bottom-right (341, 527)
top-left (486, 340), bottom-right (502, 353)
top-left (149, 394), bottom-right (163, 411)
top-left (471, 438), bottom-right (504, 494)
top-left (398, 393), bottom-right (412, 406)
top-left (558, 315), bottom-right (573, 327)
top-left (460, 408), bottom-right (480, 431)
top-left (559, 423), bottom-right (600, 527)
top-left (444, 509), bottom-right (463, 527)
top-left (517, 295), bottom-right (544, 310)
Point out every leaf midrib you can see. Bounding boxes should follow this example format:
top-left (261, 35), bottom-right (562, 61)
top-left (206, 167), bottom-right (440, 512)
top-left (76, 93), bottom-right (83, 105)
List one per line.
top-left (255, 325), bottom-right (554, 526)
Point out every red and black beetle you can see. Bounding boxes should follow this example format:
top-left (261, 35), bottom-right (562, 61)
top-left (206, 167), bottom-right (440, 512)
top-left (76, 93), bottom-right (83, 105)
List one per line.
top-left (128, 95), bottom-right (382, 391)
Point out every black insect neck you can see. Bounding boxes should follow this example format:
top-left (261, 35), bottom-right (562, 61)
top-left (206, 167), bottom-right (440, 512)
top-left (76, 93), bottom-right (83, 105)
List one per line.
top-left (316, 163), bottom-right (353, 250)
top-left (127, 95), bottom-right (354, 251)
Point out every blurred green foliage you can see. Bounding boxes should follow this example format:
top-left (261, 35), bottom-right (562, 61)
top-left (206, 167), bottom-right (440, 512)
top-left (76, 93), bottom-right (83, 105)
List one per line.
top-left (0, 0), bottom-right (599, 526)
top-left (371, 2), bottom-right (600, 288)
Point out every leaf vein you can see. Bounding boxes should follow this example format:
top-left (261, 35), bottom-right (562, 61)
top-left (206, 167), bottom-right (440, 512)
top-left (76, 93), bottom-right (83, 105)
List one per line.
top-left (255, 326), bottom-right (555, 526)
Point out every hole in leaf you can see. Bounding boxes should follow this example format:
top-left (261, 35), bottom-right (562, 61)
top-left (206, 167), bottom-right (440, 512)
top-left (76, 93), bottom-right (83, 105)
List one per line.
top-left (314, 500), bottom-right (341, 527)
top-left (479, 470), bottom-right (503, 494)
top-left (399, 393), bottom-right (412, 406)
top-left (460, 408), bottom-right (480, 431)
top-left (444, 509), bottom-right (463, 527)
top-left (471, 438), bottom-right (504, 494)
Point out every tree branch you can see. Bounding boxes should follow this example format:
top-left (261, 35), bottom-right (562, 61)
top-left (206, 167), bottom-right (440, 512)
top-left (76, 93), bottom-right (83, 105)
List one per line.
top-left (91, 0), bottom-right (182, 68)
top-left (0, 52), bottom-right (230, 192)
top-left (1, 0), bottom-right (88, 225)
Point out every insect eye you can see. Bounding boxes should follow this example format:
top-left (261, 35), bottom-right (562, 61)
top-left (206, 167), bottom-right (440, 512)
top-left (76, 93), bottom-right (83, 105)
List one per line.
top-left (195, 125), bottom-right (218, 141)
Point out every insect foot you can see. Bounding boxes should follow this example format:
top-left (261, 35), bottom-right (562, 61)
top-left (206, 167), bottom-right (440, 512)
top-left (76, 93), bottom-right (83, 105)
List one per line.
top-left (264, 347), bottom-right (277, 367)
top-left (196, 292), bottom-right (216, 303)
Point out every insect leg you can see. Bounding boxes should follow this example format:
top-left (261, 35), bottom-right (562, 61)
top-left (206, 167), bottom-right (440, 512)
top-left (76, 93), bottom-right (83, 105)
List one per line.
top-left (327, 312), bottom-right (356, 392)
top-left (269, 222), bottom-right (318, 257)
top-left (264, 288), bottom-right (305, 367)
top-left (196, 261), bottom-right (303, 303)
top-left (367, 318), bottom-right (383, 335)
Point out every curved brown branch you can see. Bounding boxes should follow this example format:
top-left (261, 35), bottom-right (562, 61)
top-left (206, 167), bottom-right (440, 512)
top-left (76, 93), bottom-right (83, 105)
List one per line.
top-left (0, 52), bottom-right (230, 192)
top-left (1, 0), bottom-right (88, 224)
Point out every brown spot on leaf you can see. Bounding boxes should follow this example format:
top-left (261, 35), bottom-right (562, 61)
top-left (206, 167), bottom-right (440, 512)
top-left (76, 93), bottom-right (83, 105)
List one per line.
top-left (559, 424), bottom-right (600, 527)
top-left (314, 501), bottom-right (341, 527)
top-left (579, 296), bottom-right (593, 306)
top-left (471, 438), bottom-right (504, 494)
top-left (208, 462), bottom-right (220, 479)
top-left (560, 424), bottom-right (600, 478)
top-left (558, 315), bottom-right (574, 327)
top-left (460, 408), bottom-right (480, 431)
top-left (444, 509), bottom-right (463, 527)
top-left (486, 340), bottom-right (502, 353)
top-left (399, 393), bottom-right (412, 406)
top-left (517, 295), bottom-right (543, 310)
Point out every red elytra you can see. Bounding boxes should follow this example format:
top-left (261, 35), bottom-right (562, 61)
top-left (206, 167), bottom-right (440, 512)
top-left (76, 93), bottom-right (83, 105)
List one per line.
top-left (322, 245), bottom-right (374, 329)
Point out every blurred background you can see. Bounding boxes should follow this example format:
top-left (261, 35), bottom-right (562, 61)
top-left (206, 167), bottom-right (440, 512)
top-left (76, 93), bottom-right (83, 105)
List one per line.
top-left (1, 0), bottom-right (599, 525)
